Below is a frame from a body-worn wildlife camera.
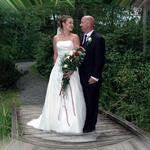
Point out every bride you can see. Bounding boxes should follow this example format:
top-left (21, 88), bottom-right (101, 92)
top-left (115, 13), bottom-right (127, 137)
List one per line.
top-left (27, 15), bottom-right (86, 134)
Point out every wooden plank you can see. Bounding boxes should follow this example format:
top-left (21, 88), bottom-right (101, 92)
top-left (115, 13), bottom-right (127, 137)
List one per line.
top-left (11, 103), bottom-right (19, 139)
top-left (100, 109), bottom-right (150, 144)
top-left (17, 105), bottom-right (133, 148)
top-left (10, 105), bottom-right (150, 150)
top-left (129, 137), bottom-right (150, 150)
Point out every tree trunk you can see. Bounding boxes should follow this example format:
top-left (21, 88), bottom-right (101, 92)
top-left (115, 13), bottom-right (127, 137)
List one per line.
top-left (143, 2), bottom-right (148, 53)
top-left (74, 0), bottom-right (85, 33)
top-left (143, 0), bottom-right (150, 53)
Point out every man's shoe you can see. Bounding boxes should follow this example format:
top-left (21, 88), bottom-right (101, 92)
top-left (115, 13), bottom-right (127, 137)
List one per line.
top-left (83, 128), bottom-right (95, 133)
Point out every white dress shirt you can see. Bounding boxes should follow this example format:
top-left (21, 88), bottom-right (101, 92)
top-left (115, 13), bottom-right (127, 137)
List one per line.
top-left (86, 30), bottom-right (94, 40)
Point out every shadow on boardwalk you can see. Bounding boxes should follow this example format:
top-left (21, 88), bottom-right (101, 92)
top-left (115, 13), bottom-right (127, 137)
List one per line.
top-left (1, 62), bottom-right (150, 150)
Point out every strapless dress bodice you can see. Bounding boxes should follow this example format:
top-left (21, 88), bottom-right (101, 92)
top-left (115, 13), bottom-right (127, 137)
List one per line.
top-left (56, 40), bottom-right (74, 58)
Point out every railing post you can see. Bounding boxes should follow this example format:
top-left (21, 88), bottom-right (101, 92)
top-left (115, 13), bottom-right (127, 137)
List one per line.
top-left (11, 102), bottom-right (18, 139)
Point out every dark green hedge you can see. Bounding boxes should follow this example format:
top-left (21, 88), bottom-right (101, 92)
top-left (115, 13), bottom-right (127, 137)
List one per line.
top-left (100, 49), bottom-right (150, 131)
top-left (35, 33), bottom-right (54, 78)
top-left (0, 45), bottom-right (21, 90)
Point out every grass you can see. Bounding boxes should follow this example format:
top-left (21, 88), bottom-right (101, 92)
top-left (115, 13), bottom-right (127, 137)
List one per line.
top-left (0, 89), bottom-right (21, 140)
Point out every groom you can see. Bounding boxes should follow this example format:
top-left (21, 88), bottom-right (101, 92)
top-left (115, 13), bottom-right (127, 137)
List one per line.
top-left (79, 16), bottom-right (106, 133)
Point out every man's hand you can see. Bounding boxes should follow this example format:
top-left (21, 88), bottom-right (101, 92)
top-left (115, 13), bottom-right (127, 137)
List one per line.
top-left (63, 71), bottom-right (74, 79)
top-left (88, 77), bottom-right (97, 84)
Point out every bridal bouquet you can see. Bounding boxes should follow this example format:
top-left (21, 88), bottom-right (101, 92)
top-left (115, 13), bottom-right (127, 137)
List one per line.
top-left (60, 46), bottom-right (86, 95)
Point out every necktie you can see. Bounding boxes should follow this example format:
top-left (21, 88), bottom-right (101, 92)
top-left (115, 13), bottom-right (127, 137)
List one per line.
top-left (82, 34), bottom-right (87, 45)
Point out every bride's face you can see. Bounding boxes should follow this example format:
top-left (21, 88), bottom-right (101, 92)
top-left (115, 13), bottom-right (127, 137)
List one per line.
top-left (62, 18), bottom-right (74, 32)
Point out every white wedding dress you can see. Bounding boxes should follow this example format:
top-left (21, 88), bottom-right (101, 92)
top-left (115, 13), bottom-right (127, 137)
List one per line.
top-left (27, 40), bottom-right (86, 134)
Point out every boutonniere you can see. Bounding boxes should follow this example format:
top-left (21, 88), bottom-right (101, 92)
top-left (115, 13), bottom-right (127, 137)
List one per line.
top-left (87, 36), bottom-right (92, 44)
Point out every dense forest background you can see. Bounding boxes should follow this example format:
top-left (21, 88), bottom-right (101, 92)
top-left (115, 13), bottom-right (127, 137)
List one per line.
top-left (0, 0), bottom-right (150, 138)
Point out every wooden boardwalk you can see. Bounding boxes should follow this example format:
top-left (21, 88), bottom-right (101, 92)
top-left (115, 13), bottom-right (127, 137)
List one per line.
top-left (4, 105), bottom-right (150, 150)
top-left (1, 62), bottom-right (149, 150)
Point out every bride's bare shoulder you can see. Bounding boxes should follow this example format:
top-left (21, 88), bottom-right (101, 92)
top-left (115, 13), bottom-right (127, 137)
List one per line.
top-left (72, 33), bottom-right (79, 41)
top-left (53, 35), bottom-right (61, 42)
top-left (71, 33), bottom-right (80, 48)
top-left (53, 35), bottom-right (59, 40)
top-left (71, 33), bottom-right (79, 38)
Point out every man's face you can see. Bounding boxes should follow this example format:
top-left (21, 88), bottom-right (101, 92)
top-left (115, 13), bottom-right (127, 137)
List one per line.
top-left (80, 17), bottom-right (89, 33)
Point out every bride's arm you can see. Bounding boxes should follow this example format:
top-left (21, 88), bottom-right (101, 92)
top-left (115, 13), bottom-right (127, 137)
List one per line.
top-left (73, 34), bottom-right (80, 49)
top-left (53, 36), bottom-right (58, 64)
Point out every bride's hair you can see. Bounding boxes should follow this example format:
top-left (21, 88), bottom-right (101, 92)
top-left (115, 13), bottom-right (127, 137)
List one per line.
top-left (58, 15), bottom-right (72, 29)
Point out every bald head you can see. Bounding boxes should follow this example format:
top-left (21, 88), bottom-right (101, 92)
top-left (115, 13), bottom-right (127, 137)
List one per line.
top-left (80, 15), bottom-right (95, 33)
top-left (83, 16), bottom-right (95, 26)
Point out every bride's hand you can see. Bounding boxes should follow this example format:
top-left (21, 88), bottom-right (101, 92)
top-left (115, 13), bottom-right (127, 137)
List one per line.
top-left (63, 71), bottom-right (74, 79)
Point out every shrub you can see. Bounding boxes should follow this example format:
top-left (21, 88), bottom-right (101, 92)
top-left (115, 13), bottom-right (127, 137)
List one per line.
top-left (35, 33), bottom-right (54, 78)
top-left (100, 49), bottom-right (150, 131)
top-left (105, 20), bottom-right (143, 52)
top-left (0, 45), bottom-right (21, 89)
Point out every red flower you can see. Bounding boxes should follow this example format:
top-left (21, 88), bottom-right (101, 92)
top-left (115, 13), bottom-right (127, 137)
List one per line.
top-left (69, 55), bottom-right (72, 60)
top-left (74, 52), bottom-right (79, 56)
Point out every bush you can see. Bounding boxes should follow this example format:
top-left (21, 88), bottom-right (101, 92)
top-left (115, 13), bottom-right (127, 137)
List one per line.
top-left (105, 20), bottom-right (143, 52)
top-left (35, 33), bottom-right (54, 78)
top-left (0, 90), bottom-right (20, 139)
top-left (0, 45), bottom-right (21, 89)
top-left (100, 49), bottom-right (150, 131)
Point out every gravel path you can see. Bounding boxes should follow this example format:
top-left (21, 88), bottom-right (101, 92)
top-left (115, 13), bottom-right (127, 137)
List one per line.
top-left (16, 62), bottom-right (48, 105)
